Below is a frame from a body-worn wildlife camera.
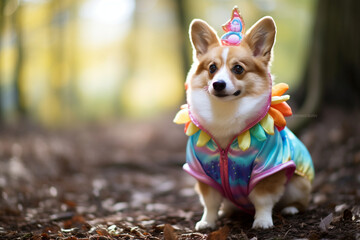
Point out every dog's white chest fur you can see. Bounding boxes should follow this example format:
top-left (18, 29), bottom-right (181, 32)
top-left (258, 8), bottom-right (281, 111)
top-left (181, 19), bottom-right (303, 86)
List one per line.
top-left (187, 88), bottom-right (269, 149)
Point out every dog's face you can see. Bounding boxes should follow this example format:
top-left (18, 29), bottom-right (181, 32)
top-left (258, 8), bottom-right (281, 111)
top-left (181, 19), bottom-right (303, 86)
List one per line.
top-left (187, 17), bottom-right (276, 102)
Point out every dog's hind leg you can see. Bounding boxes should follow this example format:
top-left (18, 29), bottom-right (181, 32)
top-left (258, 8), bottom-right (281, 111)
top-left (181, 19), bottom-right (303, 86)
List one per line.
top-left (277, 174), bottom-right (312, 215)
top-left (248, 170), bottom-right (287, 229)
top-left (218, 198), bottom-right (236, 218)
top-left (195, 181), bottom-right (223, 230)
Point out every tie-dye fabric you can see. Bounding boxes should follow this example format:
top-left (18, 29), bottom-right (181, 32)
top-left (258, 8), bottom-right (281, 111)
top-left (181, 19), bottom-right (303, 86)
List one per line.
top-left (183, 127), bottom-right (314, 214)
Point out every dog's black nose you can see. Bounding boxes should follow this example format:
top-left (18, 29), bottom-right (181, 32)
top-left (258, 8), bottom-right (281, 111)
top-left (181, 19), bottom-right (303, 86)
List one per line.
top-left (213, 80), bottom-right (226, 92)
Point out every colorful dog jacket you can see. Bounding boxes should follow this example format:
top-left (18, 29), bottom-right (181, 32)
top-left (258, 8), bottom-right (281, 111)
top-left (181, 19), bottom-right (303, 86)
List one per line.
top-left (174, 83), bottom-right (315, 214)
top-left (184, 126), bottom-right (314, 214)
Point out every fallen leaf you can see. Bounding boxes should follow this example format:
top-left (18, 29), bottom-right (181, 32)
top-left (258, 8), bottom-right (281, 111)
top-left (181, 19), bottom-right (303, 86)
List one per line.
top-left (319, 213), bottom-right (333, 232)
top-left (96, 228), bottom-right (110, 236)
top-left (342, 209), bottom-right (353, 221)
top-left (163, 224), bottom-right (177, 240)
top-left (335, 203), bottom-right (348, 213)
top-left (64, 237), bottom-right (78, 240)
top-left (30, 234), bottom-right (42, 240)
top-left (208, 225), bottom-right (230, 240)
top-left (61, 228), bottom-right (78, 233)
top-left (63, 199), bottom-right (77, 209)
top-left (154, 224), bottom-right (166, 232)
top-left (40, 232), bottom-right (50, 240)
top-left (130, 227), bottom-right (147, 238)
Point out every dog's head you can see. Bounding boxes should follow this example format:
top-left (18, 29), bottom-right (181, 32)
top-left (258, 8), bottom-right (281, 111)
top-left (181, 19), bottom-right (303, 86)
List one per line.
top-left (185, 16), bottom-right (277, 141)
top-left (187, 16), bottom-right (276, 101)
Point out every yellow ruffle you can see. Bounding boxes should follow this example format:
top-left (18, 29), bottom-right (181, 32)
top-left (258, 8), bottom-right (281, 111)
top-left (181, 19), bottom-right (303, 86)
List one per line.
top-left (186, 122), bottom-right (200, 136)
top-left (196, 131), bottom-right (211, 147)
top-left (271, 95), bottom-right (290, 105)
top-left (173, 108), bottom-right (190, 124)
top-left (259, 113), bottom-right (274, 135)
top-left (237, 130), bottom-right (251, 151)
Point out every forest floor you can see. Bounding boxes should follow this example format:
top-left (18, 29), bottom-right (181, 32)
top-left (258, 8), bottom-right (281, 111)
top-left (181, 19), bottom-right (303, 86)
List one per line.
top-left (0, 106), bottom-right (359, 239)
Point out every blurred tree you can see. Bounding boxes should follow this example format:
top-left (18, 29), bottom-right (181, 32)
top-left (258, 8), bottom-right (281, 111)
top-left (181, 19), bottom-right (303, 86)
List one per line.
top-left (49, 0), bottom-right (65, 121)
top-left (68, 0), bottom-right (80, 116)
top-left (13, 3), bottom-right (26, 118)
top-left (174, 0), bottom-right (190, 78)
top-left (0, 0), bottom-right (6, 122)
top-left (291, 0), bottom-right (360, 131)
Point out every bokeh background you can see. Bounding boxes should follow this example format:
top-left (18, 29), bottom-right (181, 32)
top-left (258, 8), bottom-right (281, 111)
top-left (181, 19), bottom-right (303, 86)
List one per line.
top-left (0, 0), bottom-right (360, 239)
top-left (0, 0), bottom-right (316, 127)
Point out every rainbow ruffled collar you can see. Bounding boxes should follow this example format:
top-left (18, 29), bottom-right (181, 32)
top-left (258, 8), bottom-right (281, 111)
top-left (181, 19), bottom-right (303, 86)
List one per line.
top-left (174, 83), bottom-right (292, 151)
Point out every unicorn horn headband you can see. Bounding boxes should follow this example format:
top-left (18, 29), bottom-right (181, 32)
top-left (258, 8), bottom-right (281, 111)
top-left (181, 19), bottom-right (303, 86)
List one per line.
top-left (221, 6), bottom-right (245, 46)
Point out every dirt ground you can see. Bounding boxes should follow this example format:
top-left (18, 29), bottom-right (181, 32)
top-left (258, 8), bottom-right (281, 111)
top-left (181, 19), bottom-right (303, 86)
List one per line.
top-left (0, 106), bottom-right (359, 239)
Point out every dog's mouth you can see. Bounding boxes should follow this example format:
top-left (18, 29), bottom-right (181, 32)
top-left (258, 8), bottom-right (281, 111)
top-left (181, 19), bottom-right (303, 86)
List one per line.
top-left (214, 93), bottom-right (228, 98)
top-left (214, 90), bottom-right (241, 98)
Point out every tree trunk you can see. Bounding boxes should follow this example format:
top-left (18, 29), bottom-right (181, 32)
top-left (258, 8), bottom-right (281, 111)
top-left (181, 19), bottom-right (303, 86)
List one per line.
top-left (174, 0), bottom-right (191, 81)
top-left (0, 0), bottom-right (6, 122)
top-left (13, 4), bottom-right (26, 118)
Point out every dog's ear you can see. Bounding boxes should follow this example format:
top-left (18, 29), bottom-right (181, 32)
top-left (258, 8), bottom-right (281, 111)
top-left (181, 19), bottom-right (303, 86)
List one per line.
top-left (190, 19), bottom-right (220, 59)
top-left (243, 17), bottom-right (276, 64)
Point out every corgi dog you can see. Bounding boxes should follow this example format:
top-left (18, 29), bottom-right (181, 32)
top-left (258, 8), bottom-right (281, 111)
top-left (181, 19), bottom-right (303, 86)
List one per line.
top-left (174, 8), bottom-right (314, 230)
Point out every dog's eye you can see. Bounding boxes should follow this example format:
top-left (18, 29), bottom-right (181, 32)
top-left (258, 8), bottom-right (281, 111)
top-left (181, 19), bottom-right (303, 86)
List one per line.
top-left (209, 64), bottom-right (217, 74)
top-left (232, 65), bottom-right (244, 75)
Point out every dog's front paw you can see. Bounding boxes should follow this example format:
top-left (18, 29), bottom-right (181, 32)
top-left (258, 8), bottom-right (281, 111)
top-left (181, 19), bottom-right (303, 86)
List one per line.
top-left (195, 220), bottom-right (216, 231)
top-left (252, 217), bottom-right (274, 229)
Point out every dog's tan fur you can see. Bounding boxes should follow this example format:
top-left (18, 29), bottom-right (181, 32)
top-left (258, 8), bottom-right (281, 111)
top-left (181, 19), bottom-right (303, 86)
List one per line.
top-left (186, 16), bottom-right (312, 230)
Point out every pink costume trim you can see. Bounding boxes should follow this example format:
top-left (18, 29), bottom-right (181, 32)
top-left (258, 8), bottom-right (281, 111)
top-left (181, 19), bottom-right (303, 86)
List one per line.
top-left (183, 163), bottom-right (224, 195)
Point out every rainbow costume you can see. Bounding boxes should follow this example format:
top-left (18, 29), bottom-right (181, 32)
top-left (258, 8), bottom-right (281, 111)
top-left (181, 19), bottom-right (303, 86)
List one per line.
top-left (174, 7), bottom-right (314, 215)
